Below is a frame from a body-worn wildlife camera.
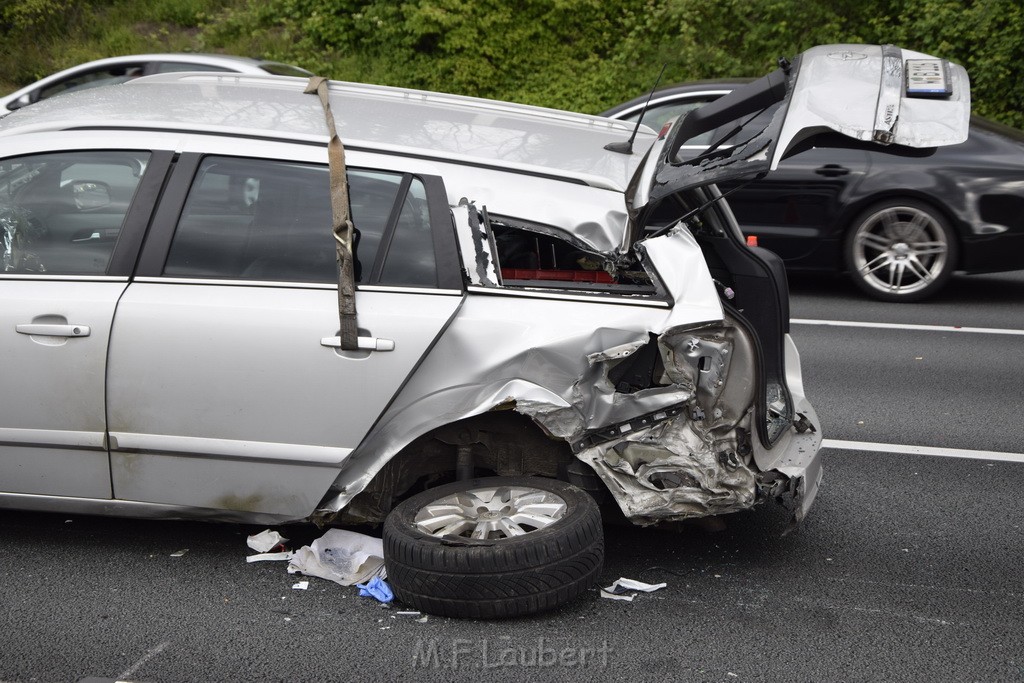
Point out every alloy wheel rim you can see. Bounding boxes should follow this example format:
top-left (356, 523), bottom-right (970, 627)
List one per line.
top-left (414, 485), bottom-right (567, 540)
top-left (852, 206), bottom-right (949, 295)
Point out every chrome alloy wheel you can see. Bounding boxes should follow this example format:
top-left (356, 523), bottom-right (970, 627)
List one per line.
top-left (850, 203), bottom-right (951, 298)
top-left (413, 485), bottom-right (567, 540)
top-left (385, 477), bottom-right (603, 617)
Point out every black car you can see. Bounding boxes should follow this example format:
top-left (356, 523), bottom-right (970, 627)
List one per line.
top-left (603, 80), bottom-right (1024, 301)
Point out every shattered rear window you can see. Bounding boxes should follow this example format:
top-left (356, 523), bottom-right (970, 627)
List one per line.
top-left (489, 215), bottom-right (655, 294)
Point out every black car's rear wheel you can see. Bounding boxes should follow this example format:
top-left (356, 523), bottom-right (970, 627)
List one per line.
top-left (383, 476), bottom-right (603, 618)
top-left (844, 199), bottom-right (958, 302)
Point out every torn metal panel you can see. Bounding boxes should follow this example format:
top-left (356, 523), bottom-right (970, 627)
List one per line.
top-left (635, 226), bottom-right (723, 312)
top-left (871, 44), bottom-right (905, 144)
top-left (555, 319), bottom-right (762, 522)
top-left (320, 229), bottom-right (724, 515)
top-left (754, 336), bottom-right (824, 521)
top-left (576, 415), bottom-right (758, 522)
top-left (451, 200), bottom-right (499, 287)
top-left (438, 169), bottom-right (635, 255)
top-left (777, 45), bottom-right (970, 155)
top-left (319, 222), bottom-right (821, 524)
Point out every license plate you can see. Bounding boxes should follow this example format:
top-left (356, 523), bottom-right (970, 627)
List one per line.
top-left (905, 58), bottom-right (952, 98)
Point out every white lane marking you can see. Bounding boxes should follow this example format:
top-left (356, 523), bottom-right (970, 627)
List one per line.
top-left (792, 318), bottom-right (1024, 336)
top-left (823, 438), bottom-right (1024, 464)
top-left (119, 640), bottom-right (171, 680)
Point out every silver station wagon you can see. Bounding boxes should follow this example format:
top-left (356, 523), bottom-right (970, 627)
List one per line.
top-left (0, 45), bottom-right (969, 617)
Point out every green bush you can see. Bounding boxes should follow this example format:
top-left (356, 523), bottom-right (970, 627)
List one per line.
top-left (1, 0), bottom-right (1021, 128)
top-left (862, 0), bottom-right (1024, 127)
top-left (0, 0), bottom-right (231, 91)
top-left (200, 0), bottom-right (1021, 126)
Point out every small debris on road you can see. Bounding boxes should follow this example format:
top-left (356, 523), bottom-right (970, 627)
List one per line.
top-left (247, 529), bottom-right (289, 553)
top-left (600, 577), bottom-right (667, 601)
top-left (287, 528), bottom-right (385, 586)
top-left (357, 577), bottom-right (394, 603)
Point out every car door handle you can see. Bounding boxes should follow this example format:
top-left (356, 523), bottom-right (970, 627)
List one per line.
top-left (320, 336), bottom-right (395, 352)
top-left (16, 323), bottom-right (91, 337)
top-left (814, 164), bottom-right (849, 177)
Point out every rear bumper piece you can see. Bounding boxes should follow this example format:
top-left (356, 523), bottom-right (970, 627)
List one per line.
top-left (572, 333), bottom-right (823, 527)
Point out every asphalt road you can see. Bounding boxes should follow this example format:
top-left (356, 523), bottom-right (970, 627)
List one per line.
top-left (2, 270), bottom-right (1022, 683)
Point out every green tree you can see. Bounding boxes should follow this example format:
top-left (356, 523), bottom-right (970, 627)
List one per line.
top-left (2, 0), bottom-right (1022, 127)
top-left (862, 0), bottom-right (1024, 127)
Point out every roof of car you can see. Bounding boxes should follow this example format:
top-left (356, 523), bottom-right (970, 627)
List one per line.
top-left (0, 73), bottom-right (655, 192)
top-left (14, 53), bottom-right (311, 76)
top-left (101, 53), bottom-right (315, 76)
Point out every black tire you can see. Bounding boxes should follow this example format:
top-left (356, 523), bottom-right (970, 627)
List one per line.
top-left (383, 476), bottom-right (603, 618)
top-left (843, 198), bottom-right (958, 302)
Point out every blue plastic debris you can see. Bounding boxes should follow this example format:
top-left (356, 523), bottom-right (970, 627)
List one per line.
top-left (356, 576), bottom-right (394, 603)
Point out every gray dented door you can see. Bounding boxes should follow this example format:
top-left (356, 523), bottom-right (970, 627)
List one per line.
top-left (324, 213), bottom-right (822, 526)
top-left (630, 44), bottom-right (970, 215)
top-left (107, 155), bottom-right (464, 523)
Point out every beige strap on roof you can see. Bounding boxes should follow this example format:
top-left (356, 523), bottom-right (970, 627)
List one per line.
top-left (304, 76), bottom-right (359, 350)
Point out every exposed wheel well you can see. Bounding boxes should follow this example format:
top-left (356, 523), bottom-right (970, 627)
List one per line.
top-left (339, 410), bottom-right (585, 524)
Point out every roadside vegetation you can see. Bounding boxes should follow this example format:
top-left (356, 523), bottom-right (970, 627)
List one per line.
top-left (2, 0), bottom-right (1021, 127)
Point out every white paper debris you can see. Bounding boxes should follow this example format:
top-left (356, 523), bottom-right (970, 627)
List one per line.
top-left (246, 551), bottom-right (294, 563)
top-left (286, 528), bottom-right (386, 586)
top-left (169, 549), bottom-right (188, 557)
top-left (599, 590), bottom-right (635, 602)
top-left (600, 577), bottom-right (667, 601)
top-left (247, 529), bottom-right (289, 553)
top-left (291, 580), bottom-right (309, 590)
top-left (606, 577), bottom-right (667, 592)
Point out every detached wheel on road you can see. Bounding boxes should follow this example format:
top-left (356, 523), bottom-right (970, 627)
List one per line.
top-left (843, 199), bottom-right (958, 302)
top-left (383, 476), bottom-right (603, 618)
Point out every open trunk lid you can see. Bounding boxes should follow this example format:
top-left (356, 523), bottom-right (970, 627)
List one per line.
top-left (630, 44), bottom-right (970, 219)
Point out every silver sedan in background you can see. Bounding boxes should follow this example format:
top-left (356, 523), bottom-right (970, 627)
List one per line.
top-left (0, 53), bottom-right (313, 112)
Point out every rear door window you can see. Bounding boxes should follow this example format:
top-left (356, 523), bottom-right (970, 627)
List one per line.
top-left (162, 157), bottom-right (438, 287)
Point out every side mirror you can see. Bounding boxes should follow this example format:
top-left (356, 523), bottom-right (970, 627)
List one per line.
top-left (71, 181), bottom-right (111, 210)
top-left (6, 94), bottom-right (33, 111)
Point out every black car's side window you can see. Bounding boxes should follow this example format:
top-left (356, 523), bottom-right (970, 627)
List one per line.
top-left (621, 99), bottom-right (719, 145)
top-left (0, 150), bottom-right (150, 275)
top-left (152, 62), bottom-right (233, 74)
top-left (162, 157), bottom-right (437, 286)
top-left (37, 65), bottom-right (148, 100)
